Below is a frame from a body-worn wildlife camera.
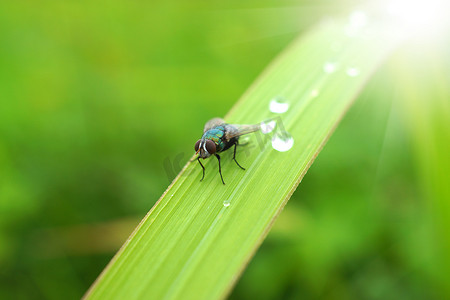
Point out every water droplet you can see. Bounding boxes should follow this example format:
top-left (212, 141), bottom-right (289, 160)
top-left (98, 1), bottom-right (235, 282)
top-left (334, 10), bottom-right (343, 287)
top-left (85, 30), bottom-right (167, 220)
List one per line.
top-left (311, 89), bottom-right (320, 98)
top-left (323, 62), bottom-right (338, 74)
top-left (223, 200), bottom-right (230, 207)
top-left (271, 131), bottom-right (294, 152)
top-left (260, 120), bottom-right (277, 134)
top-left (345, 10), bottom-right (368, 37)
top-left (269, 96), bottom-right (289, 114)
top-left (349, 11), bottom-right (368, 28)
top-left (346, 67), bottom-right (360, 77)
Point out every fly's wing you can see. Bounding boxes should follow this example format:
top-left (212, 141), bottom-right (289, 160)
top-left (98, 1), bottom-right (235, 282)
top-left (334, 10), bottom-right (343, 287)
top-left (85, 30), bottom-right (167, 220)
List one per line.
top-left (203, 117), bottom-right (225, 133)
top-left (224, 123), bottom-right (261, 140)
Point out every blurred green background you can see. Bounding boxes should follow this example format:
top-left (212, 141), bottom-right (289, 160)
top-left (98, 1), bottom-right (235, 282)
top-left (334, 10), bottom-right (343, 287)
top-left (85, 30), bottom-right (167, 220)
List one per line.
top-left (0, 1), bottom-right (449, 299)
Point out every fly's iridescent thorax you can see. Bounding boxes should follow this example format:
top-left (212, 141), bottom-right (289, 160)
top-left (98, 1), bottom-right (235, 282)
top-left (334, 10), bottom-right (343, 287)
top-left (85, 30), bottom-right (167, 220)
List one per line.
top-left (198, 126), bottom-right (226, 158)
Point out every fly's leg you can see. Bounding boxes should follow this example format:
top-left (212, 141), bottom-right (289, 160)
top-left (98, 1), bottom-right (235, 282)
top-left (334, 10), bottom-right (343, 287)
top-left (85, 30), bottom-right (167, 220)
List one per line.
top-left (215, 154), bottom-right (225, 185)
top-left (233, 142), bottom-right (245, 170)
top-left (197, 156), bottom-right (205, 181)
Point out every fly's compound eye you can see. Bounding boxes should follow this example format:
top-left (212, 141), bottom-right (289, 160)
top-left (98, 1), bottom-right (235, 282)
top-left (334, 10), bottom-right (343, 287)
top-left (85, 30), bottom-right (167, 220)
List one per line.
top-left (194, 140), bottom-right (201, 152)
top-left (205, 140), bottom-right (216, 154)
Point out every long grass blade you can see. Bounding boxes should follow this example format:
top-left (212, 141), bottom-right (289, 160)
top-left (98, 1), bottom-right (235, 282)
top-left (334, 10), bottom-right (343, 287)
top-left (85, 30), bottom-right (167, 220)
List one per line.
top-left (85, 18), bottom-right (402, 300)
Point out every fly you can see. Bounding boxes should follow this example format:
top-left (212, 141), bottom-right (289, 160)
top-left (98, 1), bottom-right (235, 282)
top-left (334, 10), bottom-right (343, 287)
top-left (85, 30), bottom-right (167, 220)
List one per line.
top-left (194, 117), bottom-right (260, 184)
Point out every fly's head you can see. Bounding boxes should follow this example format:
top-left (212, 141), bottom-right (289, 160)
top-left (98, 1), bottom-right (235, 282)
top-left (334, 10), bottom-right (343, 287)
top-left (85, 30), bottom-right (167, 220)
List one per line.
top-left (195, 139), bottom-right (216, 159)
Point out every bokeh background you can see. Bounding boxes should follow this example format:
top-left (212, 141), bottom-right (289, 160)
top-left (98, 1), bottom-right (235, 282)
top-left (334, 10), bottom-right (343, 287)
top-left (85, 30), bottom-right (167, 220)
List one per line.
top-left (1, 1), bottom-right (449, 299)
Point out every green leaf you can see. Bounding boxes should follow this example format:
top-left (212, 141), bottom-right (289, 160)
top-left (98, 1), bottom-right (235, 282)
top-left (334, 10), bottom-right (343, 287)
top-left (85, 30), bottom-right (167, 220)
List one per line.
top-left (84, 19), bottom-right (401, 300)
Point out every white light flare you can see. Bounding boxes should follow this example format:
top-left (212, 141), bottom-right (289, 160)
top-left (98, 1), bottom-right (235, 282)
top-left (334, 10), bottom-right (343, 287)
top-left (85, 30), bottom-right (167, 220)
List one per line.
top-left (384, 0), bottom-right (450, 40)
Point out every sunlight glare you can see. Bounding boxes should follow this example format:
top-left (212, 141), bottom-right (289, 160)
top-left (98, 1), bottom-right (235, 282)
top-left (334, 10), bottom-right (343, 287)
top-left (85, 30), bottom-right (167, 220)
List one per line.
top-left (385, 0), bottom-right (449, 39)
